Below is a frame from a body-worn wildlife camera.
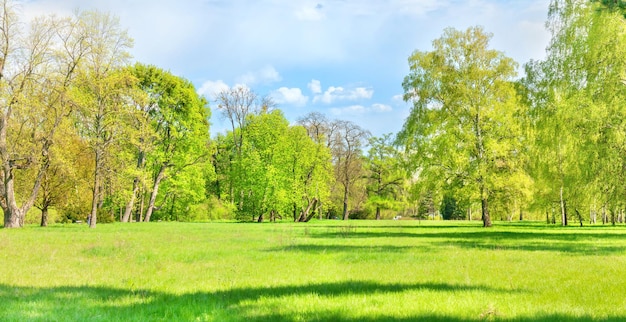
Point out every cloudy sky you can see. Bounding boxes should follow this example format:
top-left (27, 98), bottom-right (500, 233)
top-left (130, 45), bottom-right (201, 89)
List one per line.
top-left (22, 0), bottom-right (551, 137)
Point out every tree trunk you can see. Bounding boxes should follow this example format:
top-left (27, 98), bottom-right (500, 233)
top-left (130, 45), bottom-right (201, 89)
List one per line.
top-left (611, 209), bottom-right (616, 226)
top-left (293, 203), bottom-right (298, 222)
top-left (342, 182), bottom-right (349, 220)
top-left (122, 177), bottom-right (140, 223)
top-left (560, 186), bottom-right (567, 226)
top-left (519, 209), bottom-right (523, 221)
top-left (298, 198), bottom-right (318, 222)
top-left (3, 206), bottom-right (22, 228)
top-left (1, 136), bottom-right (50, 228)
top-left (481, 197), bottom-right (491, 227)
top-left (590, 206), bottom-right (596, 224)
top-left (2, 168), bottom-right (23, 228)
top-left (89, 163), bottom-right (100, 228)
top-left (375, 207), bottom-right (381, 220)
top-left (144, 164), bottom-right (167, 222)
top-left (40, 206), bottom-right (49, 227)
top-left (138, 188), bottom-right (145, 222)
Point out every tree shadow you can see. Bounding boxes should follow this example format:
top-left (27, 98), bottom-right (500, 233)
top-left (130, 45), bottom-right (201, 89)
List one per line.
top-left (306, 229), bottom-right (626, 256)
top-left (269, 244), bottom-right (417, 254)
top-left (0, 281), bottom-right (529, 321)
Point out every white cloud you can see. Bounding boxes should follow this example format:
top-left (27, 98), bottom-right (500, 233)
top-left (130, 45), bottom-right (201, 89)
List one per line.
top-left (198, 80), bottom-right (230, 98)
top-left (372, 103), bottom-right (392, 112)
top-left (308, 79), bottom-right (322, 94)
top-left (314, 86), bottom-right (374, 104)
top-left (271, 87), bottom-right (308, 107)
top-left (236, 65), bottom-right (282, 86)
top-left (392, 94), bottom-right (404, 102)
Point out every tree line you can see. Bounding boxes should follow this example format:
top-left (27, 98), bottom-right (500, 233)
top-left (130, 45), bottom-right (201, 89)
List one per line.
top-left (2, 0), bottom-right (626, 228)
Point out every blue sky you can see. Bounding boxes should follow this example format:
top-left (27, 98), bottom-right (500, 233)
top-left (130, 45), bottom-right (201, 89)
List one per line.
top-left (23, 0), bottom-right (551, 137)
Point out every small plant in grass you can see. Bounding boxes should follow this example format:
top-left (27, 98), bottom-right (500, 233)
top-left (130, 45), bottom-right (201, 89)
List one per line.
top-left (336, 224), bottom-right (356, 237)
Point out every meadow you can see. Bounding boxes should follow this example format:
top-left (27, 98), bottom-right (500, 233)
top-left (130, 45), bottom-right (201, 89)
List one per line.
top-left (0, 220), bottom-right (625, 321)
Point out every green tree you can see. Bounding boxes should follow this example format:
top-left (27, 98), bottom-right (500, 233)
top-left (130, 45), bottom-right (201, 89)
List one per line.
top-left (398, 26), bottom-right (526, 227)
top-left (284, 125), bottom-right (333, 222)
top-left (332, 121), bottom-right (369, 220)
top-left (0, 3), bottom-right (92, 228)
top-left (522, 0), bottom-right (626, 225)
top-left (440, 193), bottom-right (465, 220)
top-left (124, 64), bottom-right (210, 223)
top-left (365, 133), bottom-right (406, 220)
top-left (214, 86), bottom-right (273, 214)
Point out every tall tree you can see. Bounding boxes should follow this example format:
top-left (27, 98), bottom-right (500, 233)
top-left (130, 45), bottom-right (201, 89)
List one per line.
top-left (123, 64), bottom-right (210, 223)
top-left (0, 3), bottom-right (90, 228)
top-left (365, 133), bottom-right (406, 220)
top-left (71, 11), bottom-right (133, 228)
top-left (214, 86), bottom-right (274, 214)
top-left (332, 120), bottom-right (369, 220)
top-left (398, 26), bottom-right (525, 227)
top-left (523, 0), bottom-right (626, 225)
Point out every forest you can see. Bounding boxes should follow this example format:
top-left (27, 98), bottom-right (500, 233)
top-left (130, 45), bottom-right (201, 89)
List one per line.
top-left (1, 0), bottom-right (626, 228)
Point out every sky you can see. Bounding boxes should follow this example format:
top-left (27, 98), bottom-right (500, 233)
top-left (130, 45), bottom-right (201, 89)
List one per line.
top-left (22, 0), bottom-right (552, 138)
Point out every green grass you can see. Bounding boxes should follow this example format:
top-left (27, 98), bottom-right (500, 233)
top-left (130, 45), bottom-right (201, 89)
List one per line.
top-left (1, 220), bottom-right (625, 321)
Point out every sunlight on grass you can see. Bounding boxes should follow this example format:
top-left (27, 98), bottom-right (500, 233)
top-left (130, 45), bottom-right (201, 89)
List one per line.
top-left (0, 221), bottom-right (625, 321)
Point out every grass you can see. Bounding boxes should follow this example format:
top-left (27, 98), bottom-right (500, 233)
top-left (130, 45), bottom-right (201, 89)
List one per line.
top-left (0, 220), bottom-right (625, 321)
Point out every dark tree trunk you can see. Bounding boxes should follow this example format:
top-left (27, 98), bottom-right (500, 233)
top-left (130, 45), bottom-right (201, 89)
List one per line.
top-left (40, 207), bottom-right (49, 227)
top-left (257, 213), bottom-right (264, 223)
top-left (611, 209), bottom-right (616, 226)
top-left (293, 203), bottom-right (298, 222)
top-left (375, 207), bottom-right (381, 220)
top-left (482, 198), bottom-right (491, 227)
top-left (298, 198), bottom-right (318, 222)
top-left (575, 209), bottom-right (583, 227)
top-left (342, 182), bottom-right (349, 220)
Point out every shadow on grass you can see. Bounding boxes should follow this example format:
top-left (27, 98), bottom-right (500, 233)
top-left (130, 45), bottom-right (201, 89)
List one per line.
top-left (308, 228), bottom-right (626, 256)
top-left (270, 244), bottom-right (417, 253)
top-left (0, 282), bottom-right (618, 321)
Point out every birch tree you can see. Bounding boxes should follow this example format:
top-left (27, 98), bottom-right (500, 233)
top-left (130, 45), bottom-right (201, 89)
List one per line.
top-left (398, 26), bottom-right (525, 227)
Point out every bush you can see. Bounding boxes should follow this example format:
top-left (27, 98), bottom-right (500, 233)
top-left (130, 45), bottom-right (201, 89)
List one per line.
top-left (440, 194), bottom-right (466, 220)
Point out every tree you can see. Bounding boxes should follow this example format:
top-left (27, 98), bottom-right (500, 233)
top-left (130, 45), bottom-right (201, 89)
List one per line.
top-left (440, 193), bottom-right (465, 220)
top-left (123, 64), bottom-right (210, 223)
top-left (398, 26), bottom-right (526, 227)
top-left (71, 11), bottom-right (134, 228)
top-left (332, 120), bottom-right (369, 220)
top-left (522, 0), bottom-right (626, 225)
top-left (214, 86), bottom-right (273, 213)
top-left (284, 125), bottom-right (333, 222)
top-left (365, 133), bottom-right (406, 220)
top-left (0, 3), bottom-right (91, 228)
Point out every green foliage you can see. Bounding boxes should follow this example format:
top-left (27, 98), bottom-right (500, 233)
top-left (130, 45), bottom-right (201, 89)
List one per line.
top-left (522, 0), bottom-right (626, 224)
top-left (365, 133), bottom-right (407, 219)
top-left (398, 26), bottom-right (528, 226)
top-left (213, 106), bottom-right (334, 222)
top-left (440, 194), bottom-right (466, 220)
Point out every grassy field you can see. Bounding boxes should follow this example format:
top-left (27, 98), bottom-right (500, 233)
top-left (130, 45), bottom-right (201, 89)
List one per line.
top-left (0, 220), bottom-right (625, 321)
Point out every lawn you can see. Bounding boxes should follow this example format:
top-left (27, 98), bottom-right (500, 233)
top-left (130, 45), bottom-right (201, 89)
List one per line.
top-left (0, 220), bottom-right (625, 321)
